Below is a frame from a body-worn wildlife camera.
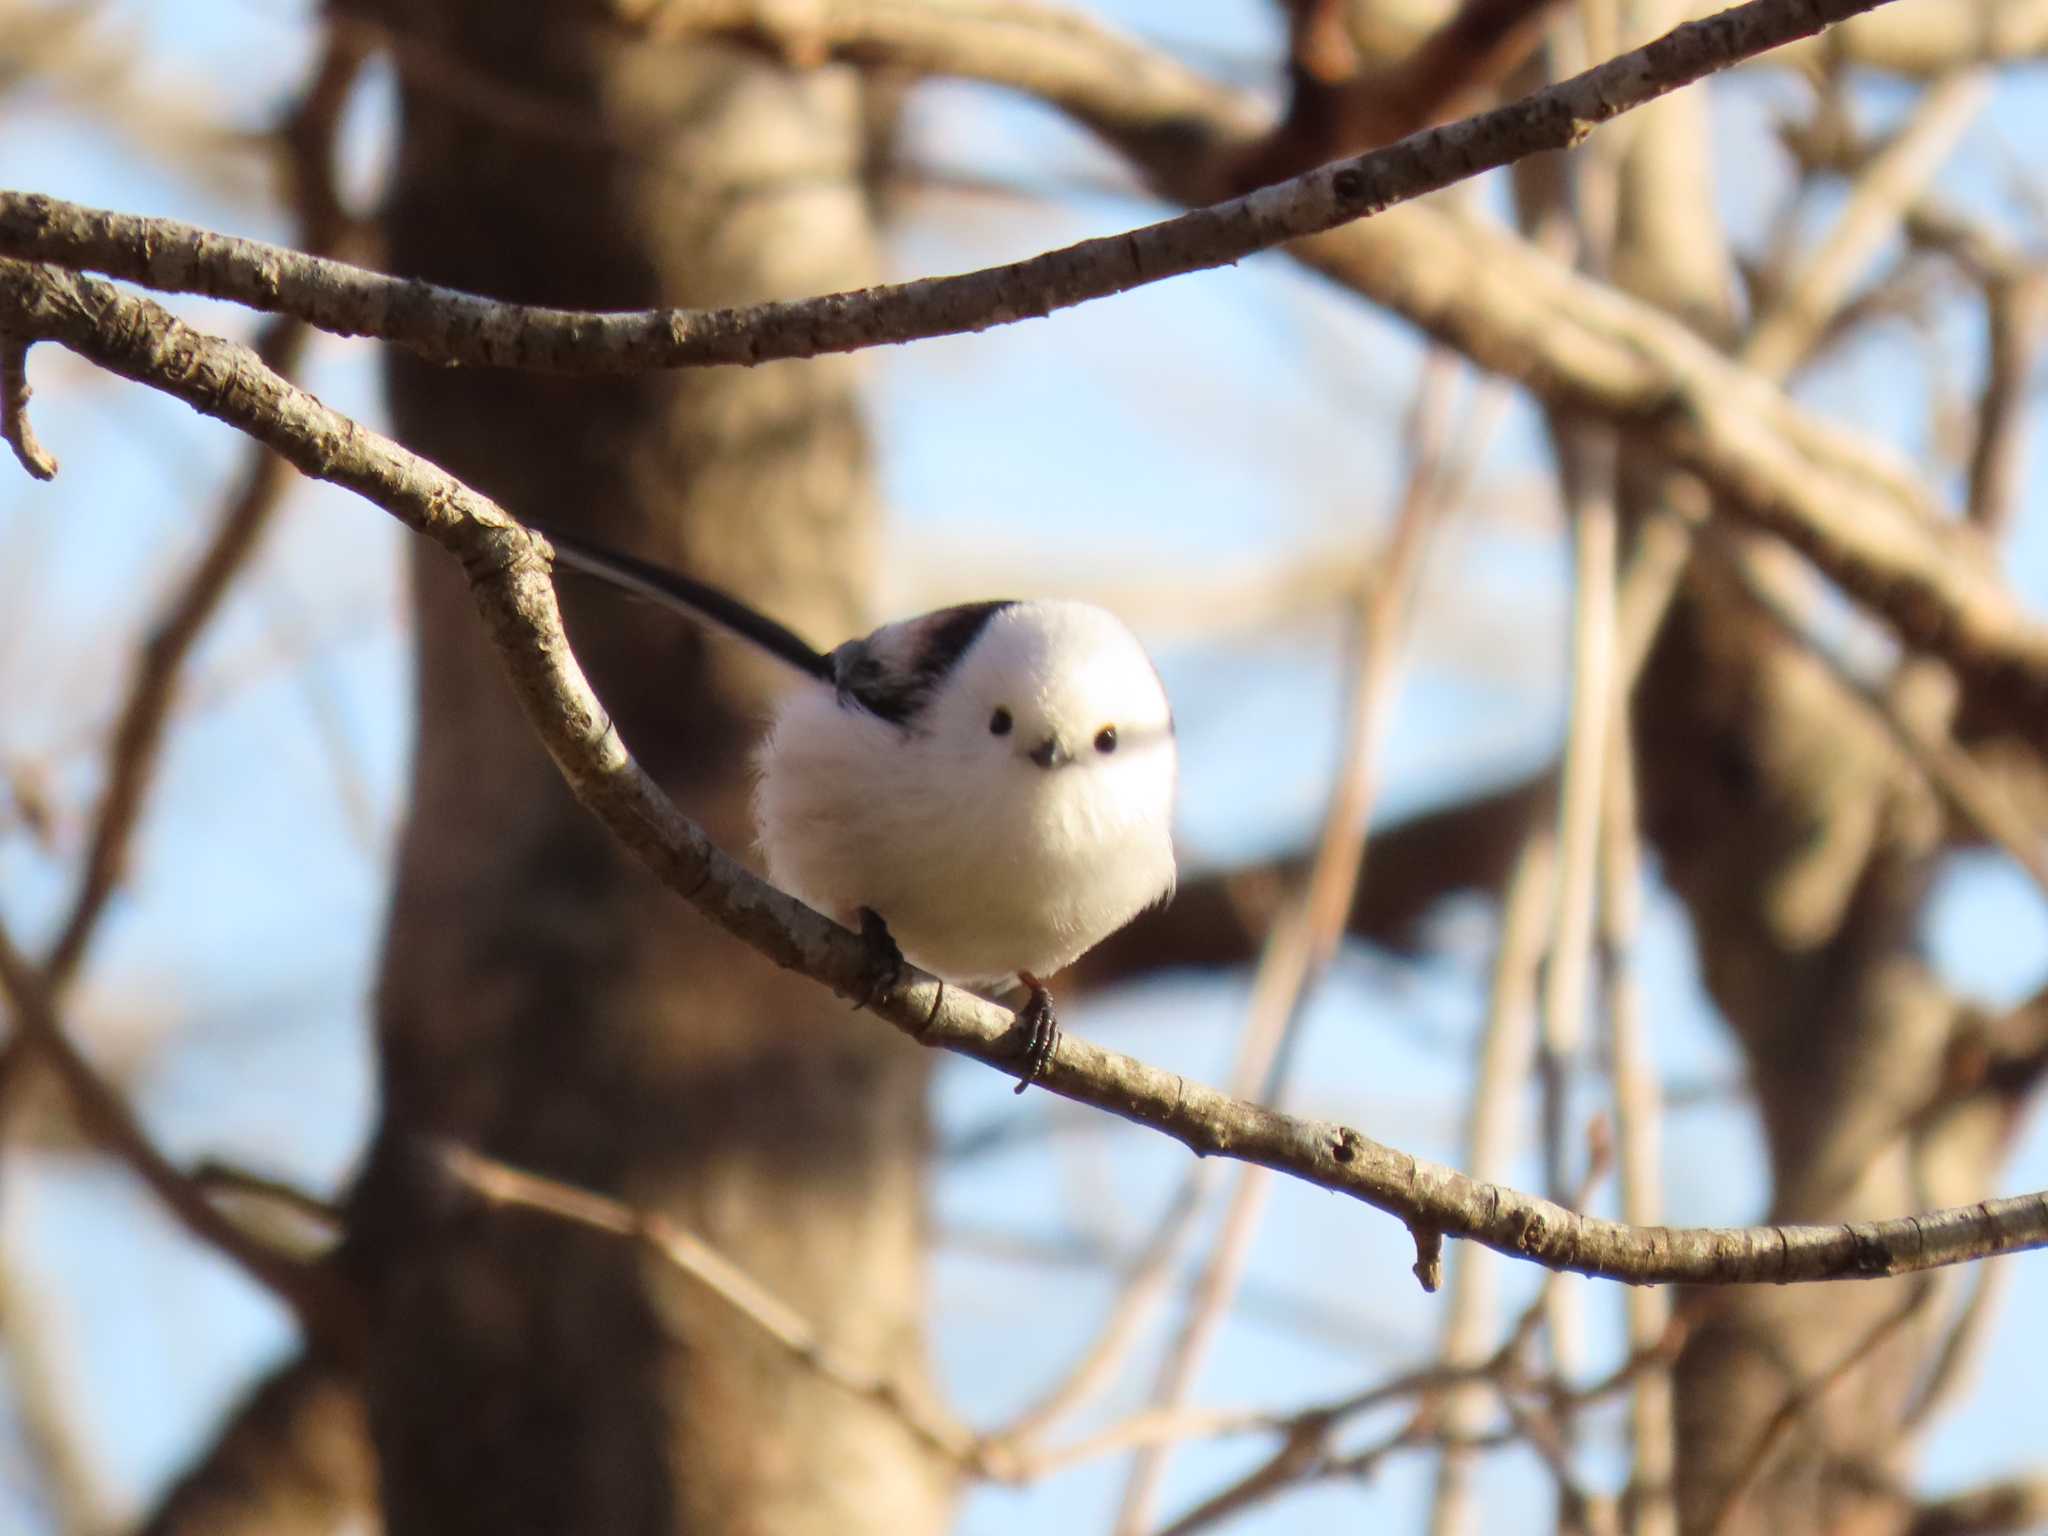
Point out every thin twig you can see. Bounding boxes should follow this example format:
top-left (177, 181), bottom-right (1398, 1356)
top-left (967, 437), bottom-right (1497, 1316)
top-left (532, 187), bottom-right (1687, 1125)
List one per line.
top-left (1144, 1225), bottom-right (1736, 1534)
top-left (1429, 1120), bottom-right (1616, 1536)
top-left (191, 1158), bottom-right (347, 1232)
top-left (1500, 1385), bottom-right (1615, 1536)
top-left (1539, 425), bottom-right (1619, 1385)
top-left (433, 1141), bottom-right (982, 1469)
top-left (0, 1262), bottom-right (104, 1531)
top-left (1601, 704), bottom-right (1676, 1536)
top-left (1113, 353), bottom-right (1463, 1536)
top-left (936, 1218), bottom-right (1410, 1357)
top-left (1007, 1304), bottom-right (1628, 1485)
top-left (1567, 60), bottom-right (2016, 816)
top-left (1113, 1149), bottom-right (1284, 1534)
top-left (1900, 1253), bottom-right (2012, 1436)
top-left (1964, 270), bottom-right (2046, 538)
top-left (989, 1172), bottom-right (1207, 1445)
top-left (1704, 1280), bottom-right (1936, 1536)
top-left (1003, 1406), bottom-right (1284, 1481)
top-left (0, 24), bottom-right (370, 1116)
top-left (0, 919), bottom-right (355, 1347)
top-left (34, 371), bottom-right (302, 990)
top-left (1151, 1267), bottom-right (1669, 1536)
top-left (37, 25), bottom-right (367, 992)
top-left (1428, 829), bottom-right (1556, 1536)
top-left (1147, 1413), bottom-right (1355, 1536)
top-left (1724, 534), bottom-right (2048, 905)
top-left (1744, 69), bottom-right (1993, 379)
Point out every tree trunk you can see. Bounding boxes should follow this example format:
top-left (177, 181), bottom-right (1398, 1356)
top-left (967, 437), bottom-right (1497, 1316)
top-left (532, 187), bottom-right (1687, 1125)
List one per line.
top-left (138, 1358), bottom-right (373, 1536)
top-left (355, 7), bottom-right (949, 1532)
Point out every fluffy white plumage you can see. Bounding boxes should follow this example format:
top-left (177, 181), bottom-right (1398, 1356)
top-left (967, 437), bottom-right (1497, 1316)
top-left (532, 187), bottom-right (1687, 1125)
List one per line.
top-left (534, 525), bottom-right (1179, 1068)
top-left (756, 600), bottom-right (1178, 989)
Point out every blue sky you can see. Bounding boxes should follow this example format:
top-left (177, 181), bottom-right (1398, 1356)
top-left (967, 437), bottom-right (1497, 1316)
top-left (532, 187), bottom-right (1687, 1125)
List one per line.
top-left (1, 3), bottom-right (2045, 1532)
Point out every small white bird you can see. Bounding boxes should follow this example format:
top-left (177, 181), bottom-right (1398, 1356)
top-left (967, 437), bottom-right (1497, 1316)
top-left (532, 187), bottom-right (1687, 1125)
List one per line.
top-left (537, 526), bottom-right (1179, 1091)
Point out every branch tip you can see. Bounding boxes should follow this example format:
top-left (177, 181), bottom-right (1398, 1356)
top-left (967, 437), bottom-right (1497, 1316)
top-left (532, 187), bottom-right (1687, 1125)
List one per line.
top-left (2, 330), bottom-right (57, 479)
top-left (1410, 1224), bottom-right (1445, 1292)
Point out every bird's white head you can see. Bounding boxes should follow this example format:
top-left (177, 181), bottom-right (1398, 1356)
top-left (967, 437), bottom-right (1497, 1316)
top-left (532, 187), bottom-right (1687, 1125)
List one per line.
top-left (922, 600), bottom-right (1177, 838)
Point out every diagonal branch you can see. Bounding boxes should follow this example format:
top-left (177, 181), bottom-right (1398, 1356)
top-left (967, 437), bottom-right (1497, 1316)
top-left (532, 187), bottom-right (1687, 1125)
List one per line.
top-left (3, 258), bottom-right (2045, 1288)
top-left (1225, 0), bottom-right (1564, 193)
top-left (0, 917), bottom-right (358, 1346)
top-left (590, 0), bottom-right (1247, 166)
top-left (36, 325), bottom-right (305, 989)
top-left (0, 0), bottom-right (1899, 375)
top-left (434, 1141), bottom-right (980, 1468)
top-left (1703, 1281), bottom-right (1936, 1536)
top-left (36, 23), bottom-right (370, 992)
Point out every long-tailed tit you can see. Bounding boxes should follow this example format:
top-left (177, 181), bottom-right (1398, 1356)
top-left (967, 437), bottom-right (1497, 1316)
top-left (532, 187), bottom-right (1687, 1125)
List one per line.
top-left (537, 526), bottom-right (1179, 1091)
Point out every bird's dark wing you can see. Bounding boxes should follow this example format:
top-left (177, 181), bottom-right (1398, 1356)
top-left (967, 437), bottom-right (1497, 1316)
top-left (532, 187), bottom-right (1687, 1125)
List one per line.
top-left (532, 522), bottom-right (836, 685)
top-left (831, 601), bottom-right (1016, 727)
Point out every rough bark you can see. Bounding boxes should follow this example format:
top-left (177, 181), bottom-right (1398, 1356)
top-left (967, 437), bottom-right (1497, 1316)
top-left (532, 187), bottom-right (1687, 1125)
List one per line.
top-left (355, 6), bottom-right (947, 1533)
top-left (139, 1357), bottom-right (373, 1536)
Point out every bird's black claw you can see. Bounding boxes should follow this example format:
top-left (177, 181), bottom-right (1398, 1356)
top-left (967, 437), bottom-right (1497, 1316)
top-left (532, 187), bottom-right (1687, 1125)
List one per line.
top-left (852, 907), bottom-right (904, 1013)
top-left (1012, 980), bottom-right (1059, 1095)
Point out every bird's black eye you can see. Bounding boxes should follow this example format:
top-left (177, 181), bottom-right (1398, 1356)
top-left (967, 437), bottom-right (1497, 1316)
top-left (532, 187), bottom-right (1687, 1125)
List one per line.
top-left (989, 707), bottom-right (1013, 737)
top-left (1094, 725), bottom-right (1118, 755)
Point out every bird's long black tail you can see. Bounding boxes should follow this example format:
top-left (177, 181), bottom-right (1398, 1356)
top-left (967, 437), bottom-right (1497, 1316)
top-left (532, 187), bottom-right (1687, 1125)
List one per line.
top-left (529, 522), bottom-right (836, 684)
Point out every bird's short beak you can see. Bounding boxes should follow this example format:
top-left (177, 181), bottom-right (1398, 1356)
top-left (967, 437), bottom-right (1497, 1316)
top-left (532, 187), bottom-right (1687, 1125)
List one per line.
top-left (1029, 736), bottom-right (1069, 769)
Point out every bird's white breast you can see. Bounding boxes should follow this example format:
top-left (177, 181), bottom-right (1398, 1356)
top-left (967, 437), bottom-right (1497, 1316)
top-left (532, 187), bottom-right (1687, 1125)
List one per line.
top-left (754, 685), bottom-right (1176, 988)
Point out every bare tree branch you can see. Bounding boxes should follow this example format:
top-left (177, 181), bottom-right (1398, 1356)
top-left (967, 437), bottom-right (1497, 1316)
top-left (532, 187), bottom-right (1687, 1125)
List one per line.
top-left (1067, 771), bottom-right (1556, 989)
top-left (4, 258), bottom-right (2045, 1290)
top-left (0, 916), bottom-right (358, 1346)
top-left (1901, 1255), bottom-right (2011, 1436)
top-left (1965, 270), bottom-right (2046, 538)
top-left (33, 23), bottom-right (371, 994)
top-left (1602, 652), bottom-right (1678, 1536)
top-left (1429, 830), bottom-right (1553, 1536)
top-left (13, 5), bottom-right (2048, 777)
top-left (588, 0), bottom-right (1244, 163)
top-left (0, 1), bottom-right (1903, 373)
top-left (432, 1139), bottom-right (1709, 1502)
top-left (0, 18), bottom-right (371, 1189)
top-left (987, 1177), bottom-right (1206, 1444)
top-left (36, 320), bottom-right (305, 991)
top-left (1724, 531), bottom-right (2048, 904)
top-left (1741, 67), bottom-right (1992, 380)
top-left (1291, 201), bottom-right (2048, 754)
top-left (1226, 0), bottom-right (1564, 194)
top-left (433, 1141), bottom-right (981, 1470)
